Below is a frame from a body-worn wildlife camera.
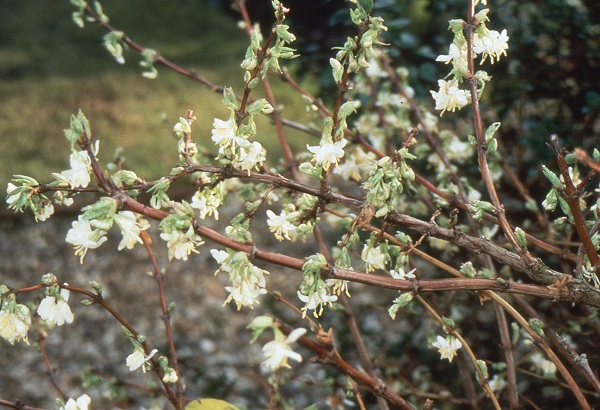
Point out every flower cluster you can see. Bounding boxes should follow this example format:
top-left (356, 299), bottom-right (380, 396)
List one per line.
top-left (211, 115), bottom-right (267, 174)
top-left (298, 254), bottom-right (338, 318)
top-left (65, 198), bottom-right (149, 263)
top-left (0, 293), bottom-right (31, 345)
top-left (431, 8), bottom-right (509, 115)
top-left (159, 201), bottom-right (204, 261)
top-left (266, 207), bottom-right (299, 241)
top-left (38, 284), bottom-right (74, 327)
top-left (6, 177), bottom-right (55, 222)
top-left (191, 182), bottom-right (225, 220)
top-left (211, 249), bottom-right (269, 309)
top-left (306, 136), bottom-right (348, 172)
top-left (363, 149), bottom-right (416, 218)
top-left (361, 242), bottom-right (388, 273)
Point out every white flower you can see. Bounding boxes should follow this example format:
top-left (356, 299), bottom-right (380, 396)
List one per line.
top-left (66, 216), bottom-right (108, 263)
top-left (224, 264), bottom-right (268, 310)
top-left (212, 250), bottom-right (269, 309)
top-left (162, 368), bottom-right (179, 384)
top-left (262, 328), bottom-right (306, 371)
top-left (61, 150), bottom-right (92, 188)
top-left (114, 211), bottom-right (148, 250)
top-left (37, 287), bottom-right (74, 326)
top-left (60, 394), bottom-right (91, 410)
top-left (307, 138), bottom-right (347, 171)
top-left (298, 286), bottom-right (338, 318)
top-left (191, 188), bottom-right (222, 220)
top-left (365, 58), bottom-right (387, 78)
top-left (445, 134), bottom-right (473, 163)
top-left (235, 141), bottom-right (266, 174)
top-left (473, 29), bottom-right (509, 64)
top-left (0, 302), bottom-right (31, 345)
top-left (361, 245), bottom-right (387, 272)
top-left (126, 348), bottom-right (158, 373)
top-left (224, 277), bottom-right (267, 309)
top-left (432, 335), bottom-right (462, 362)
top-left (211, 118), bottom-right (250, 152)
top-left (530, 352), bottom-right (557, 377)
top-left (436, 43), bottom-right (468, 73)
top-left (160, 228), bottom-right (203, 261)
top-left (390, 267), bottom-right (416, 280)
top-left (6, 183), bottom-right (21, 207)
top-left (210, 249), bottom-right (229, 265)
top-left (489, 374), bottom-right (507, 392)
top-left (266, 209), bottom-right (297, 241)
top-left (430, 79), bottom-right (471, 115)
top-left (35, 202), bottom-right (55, 222)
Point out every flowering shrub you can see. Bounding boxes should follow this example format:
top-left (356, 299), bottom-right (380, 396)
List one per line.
top-left (2, 0), bottom-right (600, 409)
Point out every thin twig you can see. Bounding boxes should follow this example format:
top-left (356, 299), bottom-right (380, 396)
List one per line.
top-left (550, 135), bottom-right (600, 273)
top-left (140, 231), bottom-right (184, 409)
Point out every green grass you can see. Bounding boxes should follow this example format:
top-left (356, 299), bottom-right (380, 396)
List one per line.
top-left (0, 0), bottom-right (314, 192)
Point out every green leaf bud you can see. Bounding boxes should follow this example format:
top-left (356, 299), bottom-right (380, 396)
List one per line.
top-left (484, 122), bottom-right (501, 142)
top-left (460, 261), bottom-right (477, 278)
top-left (487, 137), bottom-right (497, 154)
top-left (247, 77), bottom-right (260, 89)
top-left (41, 273), bottom-right (58, 286)
top-left (542, 165), bottom-right (562, 189)
top-left (222, 87), bottom-right (238, 110)
top-left (247, 99), bottom-right (274, 115)
top-left (442, 316), bottom-right (456, 329)
top-left (330, 58), bottom-right (344, 84)
top-left (90, 281), bottom-right (103, 296)
top-left (542, 188), bottom-right (558, 211)
top-left (476, 360), bottom-right (489, 383)
top-left (275, 24), bottom-right (296, 43)
top-left (528, 318), bottom-right (544, 336)
top-left (514, 227), bottom-right (527, 248)
top-left (112, 170), bottom-right (140, 186)
top-left (557, 196), bottom-right (572, 218)
top-left (103, 31), bottom-right (125, 64)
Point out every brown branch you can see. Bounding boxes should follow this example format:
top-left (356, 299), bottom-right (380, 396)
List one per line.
top-left (58, 283), bottom-right (178, 404)
top-left (550, 135), bottom-right (600, 272)
top-left (464, 0), bottom-right (537, 269)
top-left (105, 164), bottom-right (600, 307)
top-left (574, 148), bottom-right (600, 173)
top-left (83, 5), bottom-right (224, 93)
top-left (493, 302), bottom-right (520, 409)
top-left (0, 400), bottom-right (46, 410)
top-left (276, 321), bottom-right (416, 409)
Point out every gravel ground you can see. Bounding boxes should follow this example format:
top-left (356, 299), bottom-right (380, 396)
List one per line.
top-left (0, 209), bottom-right (403, 409)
